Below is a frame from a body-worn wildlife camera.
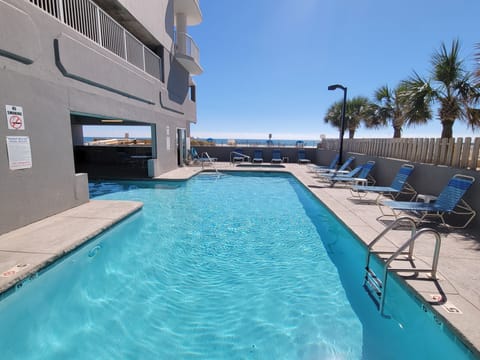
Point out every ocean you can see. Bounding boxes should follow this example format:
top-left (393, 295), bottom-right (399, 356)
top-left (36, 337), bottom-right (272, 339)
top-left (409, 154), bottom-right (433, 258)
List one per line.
top-left (193, 138), bottom-right (319, 147)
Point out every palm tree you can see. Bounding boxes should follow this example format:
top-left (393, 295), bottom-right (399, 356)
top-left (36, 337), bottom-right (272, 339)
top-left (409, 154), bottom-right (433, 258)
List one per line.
top-left (324, 96), bottom-right (371, 139)
top-left (399, 40), bottom-right (480, 138)
top-left (367, 84), bottom-right (409, 138)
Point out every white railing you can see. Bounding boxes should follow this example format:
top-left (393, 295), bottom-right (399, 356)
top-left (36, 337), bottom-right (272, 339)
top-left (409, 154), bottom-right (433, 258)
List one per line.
top-left (28, 0), bottom-right (163, 81)
top-left (175, 31), bottom-right (200, 64)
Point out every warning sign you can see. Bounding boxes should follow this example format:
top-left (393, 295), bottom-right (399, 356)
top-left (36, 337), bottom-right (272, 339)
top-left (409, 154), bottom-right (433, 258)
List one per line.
top-left (6, 105), bottom-right (25, 130)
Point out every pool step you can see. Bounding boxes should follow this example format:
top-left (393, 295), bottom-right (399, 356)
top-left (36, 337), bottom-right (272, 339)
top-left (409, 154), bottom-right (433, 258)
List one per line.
top-left (364, 267), bottom-right (382, 297)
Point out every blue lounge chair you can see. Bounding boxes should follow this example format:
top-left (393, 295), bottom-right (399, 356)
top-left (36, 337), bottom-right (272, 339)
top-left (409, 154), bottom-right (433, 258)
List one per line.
top-left (350, 164), bottom-right (416, 202)
top-left (307, 153), bottom-right (339, 172)
top-left (327, 161), bottom-right (376, 187)
top-left (313, 156), bottom-right (355, 177)
top-left (252, 149), bottom-right (263, 163)
top-left (381, 174), bottom-right (476, 228)
top-left (271, 149), bottom-right (282, 163)
top-left (317, 165), bottom-right (361, 183)
top-left (297, 149), bottom-right (311, 164)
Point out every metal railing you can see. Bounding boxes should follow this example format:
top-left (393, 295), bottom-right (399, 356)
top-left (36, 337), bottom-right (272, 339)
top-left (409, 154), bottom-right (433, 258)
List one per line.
top-left (364, 217), bottom-right (442, 315)
top-left (28, 0), bottom-right (163, 81)
top-left (174, 31), bottom-right (200, 64)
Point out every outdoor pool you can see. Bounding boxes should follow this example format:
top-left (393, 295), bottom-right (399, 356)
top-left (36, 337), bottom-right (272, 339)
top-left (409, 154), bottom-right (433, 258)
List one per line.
top-left (0, 172), bottom-right (475, 359)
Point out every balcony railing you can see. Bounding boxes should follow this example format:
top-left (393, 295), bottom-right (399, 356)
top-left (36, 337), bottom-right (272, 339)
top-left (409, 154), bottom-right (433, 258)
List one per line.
top-left (28, 0), bottom-right (163, 81)
top-left (174, 31), bottom-right (202, 75)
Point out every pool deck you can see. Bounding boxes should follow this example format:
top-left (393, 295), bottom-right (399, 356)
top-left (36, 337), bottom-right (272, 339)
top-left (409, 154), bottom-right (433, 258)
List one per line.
top-left (0, 162), bottom-right (479, 356)
top-left (0, 200), bottom-right (142, 294)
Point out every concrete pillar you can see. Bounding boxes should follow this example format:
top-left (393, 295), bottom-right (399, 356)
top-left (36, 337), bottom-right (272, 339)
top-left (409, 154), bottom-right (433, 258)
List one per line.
top-left (71, 124), bottom-right (84, 145)
top-left (176, 13), bottom-right (187, 54)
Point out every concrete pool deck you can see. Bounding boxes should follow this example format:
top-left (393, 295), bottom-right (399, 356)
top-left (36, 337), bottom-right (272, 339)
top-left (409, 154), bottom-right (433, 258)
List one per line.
top-left (0, 162), bottom-right (478, 356)
top-left (0, 200), bottom-right (142, 294)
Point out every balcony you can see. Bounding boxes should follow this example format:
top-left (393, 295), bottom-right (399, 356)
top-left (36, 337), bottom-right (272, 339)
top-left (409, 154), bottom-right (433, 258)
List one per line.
top-left (175, 31), bottom-right (203, 75)
top-left (28, 0), bottom-right (163, 81)
top-left (173, 0), bottom-right (202, 26)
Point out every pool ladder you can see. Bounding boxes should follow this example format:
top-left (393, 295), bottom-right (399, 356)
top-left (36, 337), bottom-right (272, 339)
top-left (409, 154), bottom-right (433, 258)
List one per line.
top-left (364, 217), bottom-right (442, 315)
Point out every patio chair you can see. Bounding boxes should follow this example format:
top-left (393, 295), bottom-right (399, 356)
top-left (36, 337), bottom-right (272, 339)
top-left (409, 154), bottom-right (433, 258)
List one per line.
top-left (313, 156), bottom-right (355, 177)
top-left (307, 153), bottom-right (339, 173)
top-left (252, 149), bottom-right (263, 163)
top-left (297, 149), bottom-right (311, 164)
top-left (231, 148), bottom-right (247, 162)
top-left (380, 174), bottom-right (476, 228)
top-left (327, 161), bottom-right (376, 187)
top-left (350, 164), bottom-right (416, 202)
top-left (271, 149), bottom-right (282, 163)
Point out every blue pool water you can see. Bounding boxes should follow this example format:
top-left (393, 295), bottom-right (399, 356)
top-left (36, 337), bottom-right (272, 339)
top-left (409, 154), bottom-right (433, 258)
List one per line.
top-left (0, 173), bottom-right (475, 359)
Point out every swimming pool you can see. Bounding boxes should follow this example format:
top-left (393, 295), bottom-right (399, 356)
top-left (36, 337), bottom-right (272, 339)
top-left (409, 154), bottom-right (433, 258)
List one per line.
top-left (0, 172), bottom-right (475, 359)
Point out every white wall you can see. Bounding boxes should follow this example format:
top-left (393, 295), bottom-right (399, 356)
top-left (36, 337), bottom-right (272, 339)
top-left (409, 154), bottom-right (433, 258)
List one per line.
top-left (117, 0), bottom-right (174, 48)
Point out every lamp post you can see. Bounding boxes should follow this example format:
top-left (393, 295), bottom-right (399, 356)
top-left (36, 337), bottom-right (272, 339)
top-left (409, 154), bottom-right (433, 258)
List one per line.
top-left (328, 84), bottom-right (347, 166)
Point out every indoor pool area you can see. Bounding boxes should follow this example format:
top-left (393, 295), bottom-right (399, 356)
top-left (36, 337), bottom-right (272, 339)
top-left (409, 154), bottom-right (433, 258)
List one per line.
top-left (0, 172), bottom-right (476, 359)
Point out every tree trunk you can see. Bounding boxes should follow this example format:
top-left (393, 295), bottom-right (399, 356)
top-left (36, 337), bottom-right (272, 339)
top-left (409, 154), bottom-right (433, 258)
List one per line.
top-left (441, 121), bottom-right (454, 139)
top-left (348, 129), bottom-right (355, 139)
top-left (393, 126), bottom-right (402, 138)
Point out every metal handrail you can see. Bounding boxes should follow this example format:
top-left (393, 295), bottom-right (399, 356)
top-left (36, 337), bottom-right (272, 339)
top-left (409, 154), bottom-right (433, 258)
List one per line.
top-left (200, 152), bottom-right (218, 173)
top-left (379, 228), bottom-right (442, 313)
top-left (366, 217), bottom-right (417, 265)
top-left (364, 216), bottom-right (442, 314)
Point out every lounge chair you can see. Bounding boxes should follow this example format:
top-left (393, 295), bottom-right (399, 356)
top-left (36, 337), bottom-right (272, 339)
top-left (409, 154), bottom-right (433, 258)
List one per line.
top-left (231, 148), bottom-right (247, 162)
top-left (297, 149), bottom-right (311, 164)
top-left (350, 164), bottom-right (416, 202)
top-left (326, 161), bottom-right (376, 187)
top-left (381, 174), bottom-right (476, 228)
top-left (307, 154), bottom-right (339, 173)
top-left (252, 149), bottom-right (263, 163)
top-left (191, 147), bottom-right (217, 164)
top-left (313, 156), bottom-right (355, 177)
top-left (271, 149), bottom-right (282, 163)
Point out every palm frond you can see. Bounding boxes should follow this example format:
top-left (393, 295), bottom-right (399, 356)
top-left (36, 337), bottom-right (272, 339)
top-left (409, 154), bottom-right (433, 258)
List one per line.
top-left (432, 39), bottom-right (465, 90)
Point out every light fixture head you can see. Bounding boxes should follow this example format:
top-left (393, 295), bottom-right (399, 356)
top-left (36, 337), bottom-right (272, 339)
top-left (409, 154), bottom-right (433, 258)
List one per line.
top-left (101, 119), bottom-right (124, 123)
top-left (328, 84), bottom-right (346, 91)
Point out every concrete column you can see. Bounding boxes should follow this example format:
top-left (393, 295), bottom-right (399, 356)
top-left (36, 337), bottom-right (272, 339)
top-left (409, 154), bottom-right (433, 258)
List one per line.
top-left (71, 124), bottom-right (84, 145)
top-left (176, 13), bottom-right (187, 54)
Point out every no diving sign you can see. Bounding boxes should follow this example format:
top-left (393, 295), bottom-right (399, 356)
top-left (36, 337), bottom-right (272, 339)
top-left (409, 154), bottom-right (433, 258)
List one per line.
top-left (6, 105), bottom-right (25, 130)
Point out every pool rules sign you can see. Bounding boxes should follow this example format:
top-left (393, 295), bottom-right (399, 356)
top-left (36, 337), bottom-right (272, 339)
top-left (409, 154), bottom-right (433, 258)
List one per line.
top-left (5, 105), bottom-right (25, 130)
top-left (6, 136), bottom-right (32, 170)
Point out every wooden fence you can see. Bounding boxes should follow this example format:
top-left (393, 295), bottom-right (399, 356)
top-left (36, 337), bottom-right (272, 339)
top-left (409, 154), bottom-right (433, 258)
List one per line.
top-left (321, 137), bottom-right (480, 171)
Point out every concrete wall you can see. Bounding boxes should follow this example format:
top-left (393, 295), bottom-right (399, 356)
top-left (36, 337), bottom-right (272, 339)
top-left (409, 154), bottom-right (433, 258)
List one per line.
top-left (194, 146), bottom-right (318, 163)
top-left (316, 150), bottom-right (480, 230)
top-left (0, 0), bottom-right (196, 234)
top-left (117, 0), bottom-right (174, 47)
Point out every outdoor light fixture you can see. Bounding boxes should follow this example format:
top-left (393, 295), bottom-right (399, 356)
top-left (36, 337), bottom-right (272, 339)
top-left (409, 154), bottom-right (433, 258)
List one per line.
top-left (328, 84), bottom-right (347, 165)
top-left (101, 119), bottom-right (124, 123)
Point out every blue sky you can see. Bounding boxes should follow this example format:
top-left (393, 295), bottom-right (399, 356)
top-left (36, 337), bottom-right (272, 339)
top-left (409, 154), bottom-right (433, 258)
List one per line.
top-left (189, 0), bottom-right (480, 141)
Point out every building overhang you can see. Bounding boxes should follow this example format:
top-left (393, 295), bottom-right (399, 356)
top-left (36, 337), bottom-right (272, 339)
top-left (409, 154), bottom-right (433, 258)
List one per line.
top-left (176, 54), bottom-right (203, 75)
top-left (173, 0), bottom-right (202, 26)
